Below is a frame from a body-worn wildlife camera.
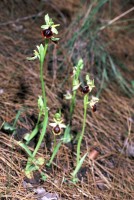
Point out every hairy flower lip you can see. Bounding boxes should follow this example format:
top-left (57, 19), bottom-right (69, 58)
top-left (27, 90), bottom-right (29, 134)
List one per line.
top-left (92, 104), bottom-right (97, 112)
top-left (79, 85), bottom-right (90, 94)
top-left (52, 124), bottom-right (61, 135)
top-left (49, 116), bottom-right (66, 135)
top-left (42, 29), bottom-right (53, 38)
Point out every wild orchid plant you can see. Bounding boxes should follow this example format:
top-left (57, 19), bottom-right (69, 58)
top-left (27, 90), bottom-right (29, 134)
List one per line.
top-left (8, 14), bottom-right (99, 181)
top-left (16, 14), bottom-right (60, 179)
top-left (64, 60), bottom-right (99, 182)
top-left (70, 75), bottom-right (99, 182)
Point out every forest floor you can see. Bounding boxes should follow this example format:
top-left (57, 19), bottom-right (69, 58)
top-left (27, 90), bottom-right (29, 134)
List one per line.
top-left (0, 0), bottom-right (134, 199)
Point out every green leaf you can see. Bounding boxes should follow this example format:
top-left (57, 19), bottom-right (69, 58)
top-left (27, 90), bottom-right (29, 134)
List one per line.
top-left (62, 125), bottom-right (72, 143)
top-left (71, 153), bottom-right (87, 178)
top-left (25, 124), bottom-right (39, 144)
top-left (24, 133), bottom-right (31, 141)
top-left (2, 122), bottom-right (15, 132)
top-left (46, 142), bottom-right (62, 166)
top-left (18, 141), bottom-right (33, 157)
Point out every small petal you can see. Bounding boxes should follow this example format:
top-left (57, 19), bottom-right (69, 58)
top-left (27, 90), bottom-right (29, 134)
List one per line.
top-left (52, 24), bottom-right (60, 28)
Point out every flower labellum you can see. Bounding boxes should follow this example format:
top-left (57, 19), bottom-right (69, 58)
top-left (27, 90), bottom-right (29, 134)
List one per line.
top-left (42, 27), bottom-right (53, 38)
top-left (79, 85), bottom-right (89, 94)
top-left (53, 125), bottom-right (61, 135)
top-left (92, 104), bottom-right (97, 112)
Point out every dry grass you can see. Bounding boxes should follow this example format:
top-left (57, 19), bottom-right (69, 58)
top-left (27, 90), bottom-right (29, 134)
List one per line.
top-left (0, 87), bottom-right (134, 199)
top-left (0, 0), bottom-right (134, 199)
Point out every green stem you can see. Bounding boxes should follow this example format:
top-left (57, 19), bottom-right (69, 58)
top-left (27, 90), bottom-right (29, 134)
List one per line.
top-left (70, 90), bottom-right (76, 121)
top-left (32, 40), bottom-right (49, 158)
top-left (33, 39), bottom-right (48, 157)
top-left (76, 94), bottom-right (88, 165)
top-left (40, 40), bottom-right (48, 111)
top-left (69, 59), bottom-right (83, 121)
top-left (26, 41), bottom-right (49, 144)
top-left (54, 135), bottom-right (56, 149)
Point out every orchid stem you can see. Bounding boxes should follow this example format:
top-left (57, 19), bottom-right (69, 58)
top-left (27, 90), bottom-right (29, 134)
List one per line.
top-left (76, 94), bottom-right (88, 165)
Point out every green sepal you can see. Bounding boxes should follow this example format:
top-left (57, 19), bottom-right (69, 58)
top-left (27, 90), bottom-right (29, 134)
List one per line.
top-left (44, 14), bottom-right (50, 25)
top-left (41, 25), bottom-right (49, 29)
top-left (51, 27), bottom-right (58, 34)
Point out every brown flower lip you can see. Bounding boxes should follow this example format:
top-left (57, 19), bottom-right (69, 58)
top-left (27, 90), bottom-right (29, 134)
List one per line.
top-left (92, 104), bottom-right (97, 112)
top-left (53, 125), bottom-right (61, 135)
top-left (42, 27), bottom-right (53, 38)
top-left (79, 85), bottom-right (90, 94)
